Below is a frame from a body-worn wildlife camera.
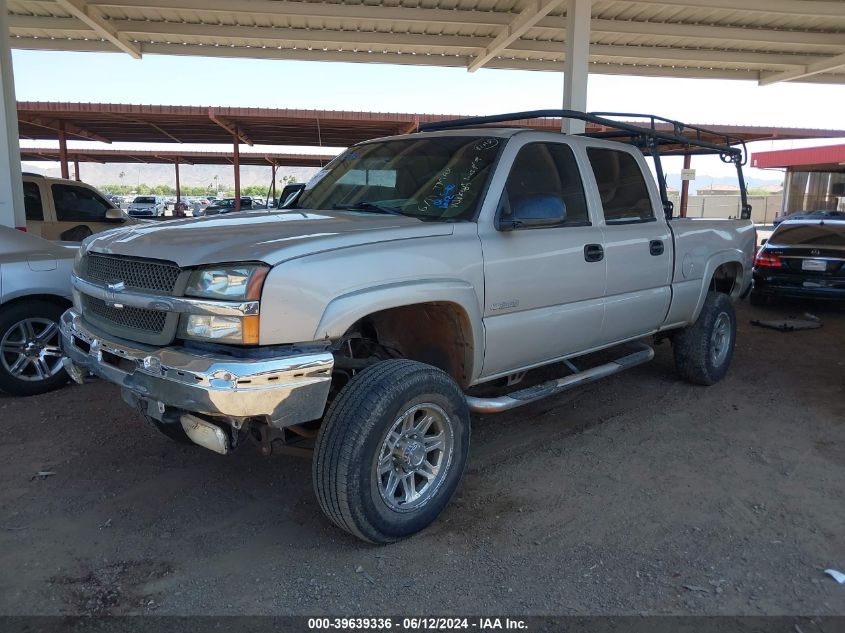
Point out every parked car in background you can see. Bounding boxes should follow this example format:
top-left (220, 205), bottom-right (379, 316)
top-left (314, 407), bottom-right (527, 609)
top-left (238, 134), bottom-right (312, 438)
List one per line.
top-left (23, 174), bottom-right (133, 241)
top-left (0, 226), bottom-right (75, 396)
top-left (202, 197), bottom-right (258, 215)
top-left (772, 209), bottom-right (845, 226)
top-left (751, 219), bottom-right (845, 305)
top-left (127, 195), bottom-right (167, 218)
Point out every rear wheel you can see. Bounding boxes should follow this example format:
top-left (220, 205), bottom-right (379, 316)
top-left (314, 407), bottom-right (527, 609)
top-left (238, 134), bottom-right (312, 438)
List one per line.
top-left (673, 291), bottom-right (736, 386)
top-left (0, 300), bottom-right (68, 397)
top-left (313, 359), bottom-right (470, 544)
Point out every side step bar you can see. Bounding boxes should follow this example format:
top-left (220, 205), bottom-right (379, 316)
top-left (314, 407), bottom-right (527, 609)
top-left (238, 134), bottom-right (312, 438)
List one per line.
top-left (466, 342), bottom-right (654, 414)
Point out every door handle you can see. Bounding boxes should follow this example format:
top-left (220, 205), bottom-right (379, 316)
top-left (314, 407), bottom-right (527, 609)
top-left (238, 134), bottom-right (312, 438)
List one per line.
top-left (649, 240), bottom-right (665, 256)
top-left (584, 243), bottom-right (604, 262)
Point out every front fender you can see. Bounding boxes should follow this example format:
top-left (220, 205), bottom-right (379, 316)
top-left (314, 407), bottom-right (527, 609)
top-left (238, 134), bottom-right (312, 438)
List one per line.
top-left (314, 279), bottom-right (485, 383)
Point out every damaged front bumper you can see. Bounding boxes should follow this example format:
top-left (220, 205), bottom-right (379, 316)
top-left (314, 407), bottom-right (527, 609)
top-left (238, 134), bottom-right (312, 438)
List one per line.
top-left (59, 308), bottom-right (334, 429)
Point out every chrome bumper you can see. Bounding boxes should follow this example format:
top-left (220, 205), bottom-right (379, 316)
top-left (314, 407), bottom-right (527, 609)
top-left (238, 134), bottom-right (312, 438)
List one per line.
top-left (60, 309), bottom-right (333, 427)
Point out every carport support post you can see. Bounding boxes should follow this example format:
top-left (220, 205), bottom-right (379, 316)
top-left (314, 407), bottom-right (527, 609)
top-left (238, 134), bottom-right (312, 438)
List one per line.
top-left (561, 0), bottom-right (591, 134)
top-left (233, 135), bottom-right (241, 212)
top-left (74, 159), bottom-right (80, 181)
top-left (0, 7), bottom-right (26, 229)
top-left (271, 164), bottom-right (277, 204)
top-left (58, 122), bottom-right (69, 180)
top-left (175, 159), bottom-right (181, 207)
top-left (680, 154), bottom-right (691, 218)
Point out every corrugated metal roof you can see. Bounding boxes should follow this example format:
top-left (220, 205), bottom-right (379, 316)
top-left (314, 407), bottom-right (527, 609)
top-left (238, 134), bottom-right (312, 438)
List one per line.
top-left (751, 143), bottom-right (845, 169)
top-left (8, 0), bottom-right (845, 84)
top-left (18, 101), bottom-right (845, 146)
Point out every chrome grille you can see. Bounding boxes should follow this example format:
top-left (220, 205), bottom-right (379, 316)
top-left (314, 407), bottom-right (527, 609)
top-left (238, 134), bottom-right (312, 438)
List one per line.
top-left (84, 253), bottom-right (180, 294)
top-left (82, 296), bottom-right (167, 334)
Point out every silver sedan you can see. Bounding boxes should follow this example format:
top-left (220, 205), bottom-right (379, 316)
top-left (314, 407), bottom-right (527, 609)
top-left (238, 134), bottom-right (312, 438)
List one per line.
top-left (0, 226), bottom-right (76, 396)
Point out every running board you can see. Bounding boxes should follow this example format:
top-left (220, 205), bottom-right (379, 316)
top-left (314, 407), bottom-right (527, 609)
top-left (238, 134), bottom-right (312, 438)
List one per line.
top-left (466, 342), bottom-right (654, 414)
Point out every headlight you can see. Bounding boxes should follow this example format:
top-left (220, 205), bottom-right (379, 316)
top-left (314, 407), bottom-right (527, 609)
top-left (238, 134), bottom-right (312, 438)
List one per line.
top-left (181, 264), bottom-right (268, 345)
top-left (185, 264), bottom-right (268, 301)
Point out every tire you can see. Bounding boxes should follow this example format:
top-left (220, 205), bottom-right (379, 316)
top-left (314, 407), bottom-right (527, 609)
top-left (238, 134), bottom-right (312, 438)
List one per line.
top-left (672, 291), bottom-right (737, 386)
top-left (313, 359), bottom-right (470, 544)
top-left (0, 300), bottom-right (68, 397)
top-left (749, 290), bottom-right (768, 306)
top-left (142, 413), bottom-right (195, 445)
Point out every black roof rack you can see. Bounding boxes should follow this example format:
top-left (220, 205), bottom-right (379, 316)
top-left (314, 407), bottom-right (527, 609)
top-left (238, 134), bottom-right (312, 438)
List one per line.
top-left (419, 109), bottom-right (751, 221)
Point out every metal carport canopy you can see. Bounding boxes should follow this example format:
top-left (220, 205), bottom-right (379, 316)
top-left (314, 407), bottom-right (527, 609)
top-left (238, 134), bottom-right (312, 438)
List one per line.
top-left (5, 0), bottom-right (845, 227)
top-left (8, 0), bottom-right (845, 84)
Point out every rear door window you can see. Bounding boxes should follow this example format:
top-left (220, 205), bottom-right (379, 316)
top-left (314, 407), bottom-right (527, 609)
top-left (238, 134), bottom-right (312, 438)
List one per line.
top-left (587, 148), bottom-right (655, 224)
top-left (23, 182), bottom-right (44, 221)
top-left (52, 184), bottom-right (111, 222)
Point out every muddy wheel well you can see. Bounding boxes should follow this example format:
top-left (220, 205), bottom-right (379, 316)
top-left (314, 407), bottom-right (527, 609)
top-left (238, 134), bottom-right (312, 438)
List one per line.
top-left (335, 303), bottom-right (474, 389)
top-left (709, 262), bottom-right (741, 297)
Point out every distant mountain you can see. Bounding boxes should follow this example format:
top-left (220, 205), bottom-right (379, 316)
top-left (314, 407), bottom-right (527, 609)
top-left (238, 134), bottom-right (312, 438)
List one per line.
top-left (22, 162), bottom-right (320, 190)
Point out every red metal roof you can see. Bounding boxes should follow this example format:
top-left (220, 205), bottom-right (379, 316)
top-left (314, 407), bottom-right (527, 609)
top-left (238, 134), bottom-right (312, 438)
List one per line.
top-left (751, 144), bottom-right (845, 170)
top-left (21, 147), bottom-right (335, 167)
top-left (19, 102), bottom-right (845, 148)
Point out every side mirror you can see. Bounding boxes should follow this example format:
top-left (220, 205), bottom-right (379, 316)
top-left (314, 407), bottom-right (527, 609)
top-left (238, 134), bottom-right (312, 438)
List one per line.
top-left (105, 207), bottom-right (126, 223)
top-left (760, 238), bottom-right (767, 245)
top-left (497, 194), bottom-right (566, 231)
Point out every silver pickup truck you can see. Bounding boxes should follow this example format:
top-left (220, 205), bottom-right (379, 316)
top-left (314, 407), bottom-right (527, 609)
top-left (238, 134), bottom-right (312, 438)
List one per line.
top-left (61, 111), bottom-right (755, 543)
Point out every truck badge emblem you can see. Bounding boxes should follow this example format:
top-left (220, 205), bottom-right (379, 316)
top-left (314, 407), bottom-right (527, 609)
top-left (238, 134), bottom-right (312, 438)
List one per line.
top-left (106, 281), bottom-right (126, 308)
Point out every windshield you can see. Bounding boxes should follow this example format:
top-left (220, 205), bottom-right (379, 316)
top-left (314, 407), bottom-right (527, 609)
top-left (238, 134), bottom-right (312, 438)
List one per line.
top-left (772, 222), bottom-right (845, 247)
top-left (213, 199), bottom-right (236, 207)
top-left (293, 136), bottom-right (503, 222)
top-left (133, 196), bottom-right (155, 204)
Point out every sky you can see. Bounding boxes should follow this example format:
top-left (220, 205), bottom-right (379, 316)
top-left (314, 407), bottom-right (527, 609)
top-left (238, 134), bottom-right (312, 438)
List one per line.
top-left (12, 49), bottom-right (845, 182)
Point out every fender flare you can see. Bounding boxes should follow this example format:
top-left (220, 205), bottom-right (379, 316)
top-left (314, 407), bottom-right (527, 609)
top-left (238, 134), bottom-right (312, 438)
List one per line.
top-left (314, 279), bottom-right (485, 383)
top-left (691, 250), bottom-right (746, 322)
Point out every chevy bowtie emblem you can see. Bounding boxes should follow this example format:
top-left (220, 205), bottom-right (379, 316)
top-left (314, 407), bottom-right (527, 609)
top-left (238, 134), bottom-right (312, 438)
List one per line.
top-left (106, 281), bottom-right (126, 308)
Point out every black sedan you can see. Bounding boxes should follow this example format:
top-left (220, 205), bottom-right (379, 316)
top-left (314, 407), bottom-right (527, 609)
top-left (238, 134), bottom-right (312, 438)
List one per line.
top-left (751, 219), bottom-right (845, 305)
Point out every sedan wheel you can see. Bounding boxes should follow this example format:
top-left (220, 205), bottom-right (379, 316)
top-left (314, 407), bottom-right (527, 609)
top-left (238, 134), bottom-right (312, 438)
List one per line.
top-left (0, 300), bottom-right (69, 396)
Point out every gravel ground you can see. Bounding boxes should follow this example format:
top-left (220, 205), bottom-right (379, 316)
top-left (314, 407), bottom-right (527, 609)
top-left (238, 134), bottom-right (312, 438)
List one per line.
top-left (1, 300), bottom-right (843, 616)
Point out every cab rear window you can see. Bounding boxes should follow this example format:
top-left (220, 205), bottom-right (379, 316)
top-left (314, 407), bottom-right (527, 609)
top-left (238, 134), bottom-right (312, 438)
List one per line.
top-left (771, 223), bottom-right (845, 247)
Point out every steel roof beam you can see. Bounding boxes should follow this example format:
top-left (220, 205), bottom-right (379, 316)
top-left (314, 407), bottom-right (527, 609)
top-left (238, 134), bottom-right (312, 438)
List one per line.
top-left (624, 0), bottom-right (845, 18)
top-left (208, 111), bottom-right (253, 146)
top-left (13, 16), bottom-right (840, 64)
top-left (52, 0), bottom-right (141, 58)
top-left (17, 113), bottom-right (111, 143)
top-left (759, 51), bottom-right (845, 85)
top-left (12, 12), bottom-right (844, 51)
top-left (468, 0), bottom-right (565, 72)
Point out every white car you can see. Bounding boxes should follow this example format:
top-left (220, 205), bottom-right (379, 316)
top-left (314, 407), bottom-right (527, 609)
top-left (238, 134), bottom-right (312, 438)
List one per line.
top-left (0, 226), bottom-right (75, 396)
top-left (127, 195), bottom-right (167, 218)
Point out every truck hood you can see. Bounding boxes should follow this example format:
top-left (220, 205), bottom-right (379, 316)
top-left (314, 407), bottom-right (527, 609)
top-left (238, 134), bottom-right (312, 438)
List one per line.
top-left (85, 210), bottom-right (455, 267)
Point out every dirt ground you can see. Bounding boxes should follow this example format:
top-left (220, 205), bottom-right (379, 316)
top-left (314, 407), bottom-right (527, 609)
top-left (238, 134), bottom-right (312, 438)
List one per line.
top-left (1, 300), bottom-right (844, 617)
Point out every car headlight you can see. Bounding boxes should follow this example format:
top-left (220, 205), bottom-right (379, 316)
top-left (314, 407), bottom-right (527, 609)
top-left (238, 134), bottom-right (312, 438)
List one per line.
top-left (185, 264), bottom-right (268, 301)
top-left (181, 264), bottom-right (269, 345)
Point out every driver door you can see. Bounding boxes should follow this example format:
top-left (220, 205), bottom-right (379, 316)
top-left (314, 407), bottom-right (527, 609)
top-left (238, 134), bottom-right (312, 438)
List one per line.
top-left (479, 141), bottom-right (606, 379)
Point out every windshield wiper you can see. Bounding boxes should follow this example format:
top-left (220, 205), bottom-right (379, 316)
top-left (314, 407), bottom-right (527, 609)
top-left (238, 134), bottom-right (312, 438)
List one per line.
top-left (333, 201), bottom-right (405, 216)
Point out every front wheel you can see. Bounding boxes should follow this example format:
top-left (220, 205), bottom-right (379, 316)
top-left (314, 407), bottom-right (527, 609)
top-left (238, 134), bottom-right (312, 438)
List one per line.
top-left (0, 300), bottom-right (68, 397)
top-left (672, 291), bottom-right (737, 386)
top-left (313, 359), bottom-right (470, 544)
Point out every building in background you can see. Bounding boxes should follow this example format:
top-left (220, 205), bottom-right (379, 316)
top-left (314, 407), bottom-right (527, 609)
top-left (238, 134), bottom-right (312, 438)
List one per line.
top-left (751, 145), bottom-right (845, 218)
